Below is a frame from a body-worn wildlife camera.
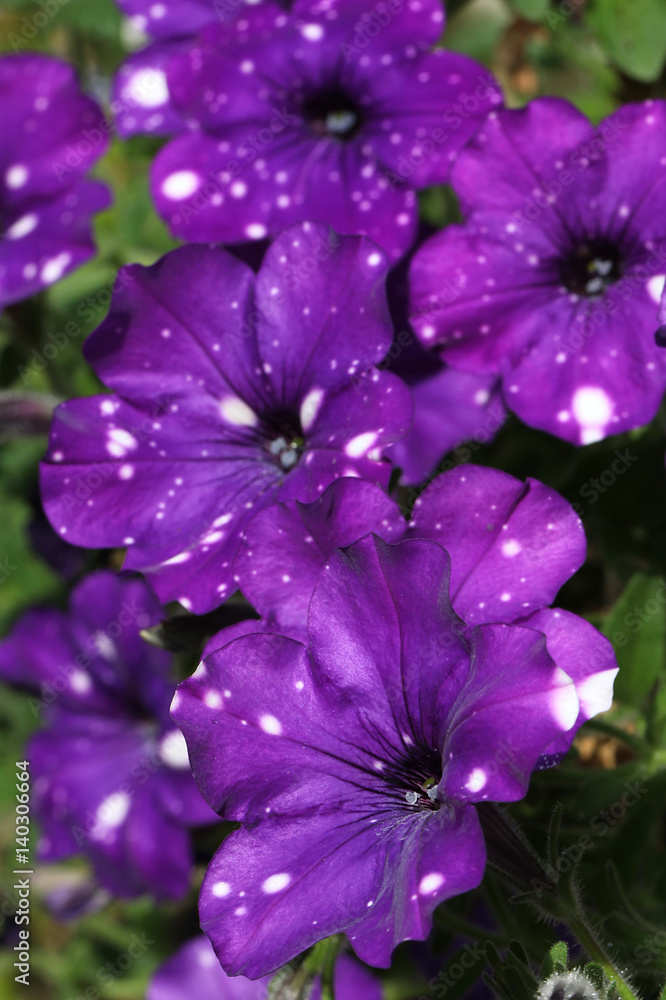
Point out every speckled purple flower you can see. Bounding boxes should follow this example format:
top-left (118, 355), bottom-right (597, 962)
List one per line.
top-left (383, 226), bottom-right (505, 484)
top-left (410, 98), bottom-right (666, 444)
top-left (0, 571), bottom-right (216, 899)
top-left (0, 54), bottom-right (111, 311)
top-left (147, 936), bottom-right (382, 1000)
top-left (149, 0), bottom-right (501, 260)
top-left (234, 466), bottom-right (617, 758)
top-left (40, 222), bottom-right (412, 613)
top-left (112, 0), bottom-right (222, 137)
top-left (173, 532), bottom-right (610, 977)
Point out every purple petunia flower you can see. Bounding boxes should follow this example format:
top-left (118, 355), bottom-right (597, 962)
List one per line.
top-left (409, 97), bottom-right (666, 444)
top-left (385, 341), bottom-right (504, 485)
top-left (0, 571), bottom-right (216, 900)
top-left (112, 0), bottom-right (223, 137)
top-left (147, 936), bottom-right (382, 1000)
top-left (173, 531), bottom-right (615, 977)
top-left (0, 54), bottom-right (111, 311)
top-left (234, 466), bottom-right (617, 756)
top-left (148, 0), bottom-right (502, 260)
top-left (383, 225), bottom-right (505, 485)
top-left (40, 222), bottom-right (412, 614)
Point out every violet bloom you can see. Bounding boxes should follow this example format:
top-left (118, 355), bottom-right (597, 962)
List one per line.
top-left (147, 936), bottom-right (382, 1000)
top-left (385, 341), bottom-right (504, 485)
top-left (40, 222), bottom-right (412, 614)
top-left (409, 98), bottom-right (666, 444)
top-left (173, 532), bottom-right (615, 977)
top-left (234, 467), bottom-right (617, 757)
top-left (0, 54), bottom-right (111, 311)
top-left (150, 0), bottom-right (502, 260)
top-left (383, 226), bottom-right (505, 485)
top-left (112, 0), bottom-right (222, 137)
top-left (0, 571), bottom-right (216, 900)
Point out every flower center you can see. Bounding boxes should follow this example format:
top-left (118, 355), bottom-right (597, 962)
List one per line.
top-left (559, 238), bottom-right (623, 298)
top-left (303, 89), bottom-right (361, 141)
top-left (262, 411), bottom-right (304, 471)
top-left (378, 743), bottom-right (442, 813)
top-left (404, 776), bottom-right (440, 811)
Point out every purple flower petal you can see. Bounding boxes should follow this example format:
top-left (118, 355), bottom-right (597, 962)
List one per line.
top-left (148, 0), bottom-right (500, 258)
top-left (409, 97), bottom-right (666, 443)
top-left (409, 465), bottom-right (586, 625)
top-left (147, 936), bottom-right (271, 1000)
top-left (199, 801), bottom-right (484, 977)
top-left (523, 608), bottom-right (617, 759)
top-left (112, 41), bottom-right (188, 137)
top-left (116, 0), bottom-right (219, 39)
top-left (1, 572), bottom-right (216, 899)
top-left (439, 622), bottom-right (579, 804)
top-left (387, 357), bottom-right (505, 485)
top-left (367, 50), bottom-right (502, 189)
top-left (41, 224), bottom-right (411, 613)
top-left (0, 54), bottom-right (111, 307)
top-left (175, 534), bottom-right (592, 974)
top-left (235, 477), bottom-right (405, 629)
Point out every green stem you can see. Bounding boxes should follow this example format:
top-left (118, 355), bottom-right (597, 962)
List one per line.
top-left (318, 936), bottom-right (343, 1000)
top-left (553, 890), bottom-right (640, 1000)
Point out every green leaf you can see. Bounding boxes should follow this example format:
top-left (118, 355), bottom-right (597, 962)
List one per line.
top-left (0, 490), bottom-right (60, 635)
top-left (541, 941), bottom-right (569, 978)
top-left (418, 185), bottom-right (462, 229)
top-left (586, 0), bottom-right (666, 82)
top-left (601, 573), bottom-right (666, 706)
top-left (508, 0), bottom-right (550, 20)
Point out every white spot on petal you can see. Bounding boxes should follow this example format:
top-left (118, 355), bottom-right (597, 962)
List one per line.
top-left (162, 170), bottom-right (200, 200)
top-left (419, 872), bottom-right (445, 895)
top-left (259, 714), bottom-right (282, 735)
top-left (345, 431), bottom-right (377, 458)
top-left (465, 768), bottom-right (487, 793)
top-left (5, 164), bottom-right (28, 189)
top-left (550, 667), bottom-right (579, 731)
top-left (159, 729), bottom-right (191, 769)
top-left (300, 387), bottom-right (324, 432)
top-left (91, 791), bottom-right (131, 839)
top-left (41, 252), bottom-right (72, 285)
top-left (647, 274), bottom-right (666, 305)
top-left (571, 386), bottom-right (613, 444)
top-left (576, 668), bottom-right (617, 718)
top-left (262, 872), bottom-right (290, 893)
top-left (7, 213), bottom-right (38, 240)
top-left (219, 396), bottom-right (258, 427)
top-left (126, 67), bottom-right (168, 107)
top-left (301, 23), bottom-right (323, 41)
